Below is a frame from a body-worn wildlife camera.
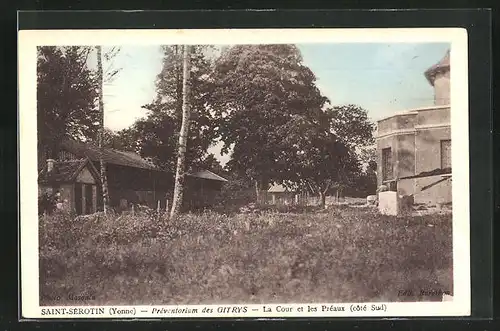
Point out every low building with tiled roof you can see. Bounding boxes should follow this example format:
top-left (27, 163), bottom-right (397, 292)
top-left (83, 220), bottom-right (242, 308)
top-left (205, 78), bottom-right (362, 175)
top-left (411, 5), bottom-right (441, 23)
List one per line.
top-left (38, 139), bottom-right (229, 215)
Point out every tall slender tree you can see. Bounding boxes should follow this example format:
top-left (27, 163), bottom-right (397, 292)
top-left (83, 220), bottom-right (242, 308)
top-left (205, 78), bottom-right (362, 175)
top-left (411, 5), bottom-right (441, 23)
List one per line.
top-left (96, 45), bottom-right (110, 214)
top-left (170, 45), bottom-right (192, 219)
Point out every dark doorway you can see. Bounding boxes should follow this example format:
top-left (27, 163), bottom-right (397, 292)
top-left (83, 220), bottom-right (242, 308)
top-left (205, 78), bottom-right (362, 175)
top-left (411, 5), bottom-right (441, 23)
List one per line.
top-left (96, 185), bottom-right (103, 212)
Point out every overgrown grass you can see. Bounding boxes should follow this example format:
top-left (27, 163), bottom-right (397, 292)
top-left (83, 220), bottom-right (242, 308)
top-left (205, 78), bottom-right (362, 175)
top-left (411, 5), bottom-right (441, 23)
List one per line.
top-left (39, 206), bottom-right (452, 305)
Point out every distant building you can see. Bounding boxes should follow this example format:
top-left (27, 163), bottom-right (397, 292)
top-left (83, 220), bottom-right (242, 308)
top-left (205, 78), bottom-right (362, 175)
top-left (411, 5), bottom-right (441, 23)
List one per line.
top-left (375, 50), bottom-right (452, 205)
top-left (38, 139), bottom-right (228, 215)
top-left (267, 183), bottom-right (308, 206)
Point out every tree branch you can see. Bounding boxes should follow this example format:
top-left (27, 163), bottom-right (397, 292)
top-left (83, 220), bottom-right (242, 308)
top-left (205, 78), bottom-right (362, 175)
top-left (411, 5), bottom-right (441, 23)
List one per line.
top-left (307, 180), bottom-right (319, 194)
top-left (323, 179), bottom-right (332, 194)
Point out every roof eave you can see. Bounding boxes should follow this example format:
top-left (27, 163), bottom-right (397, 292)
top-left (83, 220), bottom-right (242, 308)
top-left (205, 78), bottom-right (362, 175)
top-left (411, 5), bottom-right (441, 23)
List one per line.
top-left (187, 170), bottom-right (229, 182)
top-left (424, 69), bottom-right (435, 86)
top-left (424, 63), bottom-right (450, 87)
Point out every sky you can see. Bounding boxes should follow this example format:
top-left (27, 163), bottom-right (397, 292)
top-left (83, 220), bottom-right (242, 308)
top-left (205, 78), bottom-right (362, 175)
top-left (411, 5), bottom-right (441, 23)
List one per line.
top-left (95, 42), bottom-right (450, 164)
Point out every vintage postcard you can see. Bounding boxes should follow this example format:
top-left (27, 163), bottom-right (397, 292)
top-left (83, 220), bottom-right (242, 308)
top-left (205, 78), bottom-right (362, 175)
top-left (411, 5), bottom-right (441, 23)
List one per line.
top-left (19, 28), bottom-right (470, 318)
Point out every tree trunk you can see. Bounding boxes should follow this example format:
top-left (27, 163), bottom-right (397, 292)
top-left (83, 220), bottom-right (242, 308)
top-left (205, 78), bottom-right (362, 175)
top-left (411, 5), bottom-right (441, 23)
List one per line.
top-left (319, 192), bottom-right (326, 209)
top-left (175, 45), bottom-right (183, 119)
top-left (255, 180), bottom-right (260, 203)
top-left (255, 178), bottom-right (269, 205)
top-left (170, 45), bottom-right (192, 220)
top-left (96, 46), bottom-right (110, 214)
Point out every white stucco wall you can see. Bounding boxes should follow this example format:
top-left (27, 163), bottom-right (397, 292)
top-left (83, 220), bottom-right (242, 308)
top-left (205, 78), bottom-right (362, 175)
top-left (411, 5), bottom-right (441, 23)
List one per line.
top-left (433, 71), bottom-right (450, 106)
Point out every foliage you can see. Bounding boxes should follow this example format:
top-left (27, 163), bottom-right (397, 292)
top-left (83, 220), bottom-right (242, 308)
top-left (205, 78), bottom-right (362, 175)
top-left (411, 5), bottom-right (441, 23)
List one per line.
top-left (210, 44), bottom-right (328, 189)
top-left (267, 105), bottom-right (374, 205)
top-left (357, 145), bottom-right (377, 172)
top-left (38, 191), bottom-right (57, 215)
top-left (318, 105), bottom-right (376, 199)
top-left (117, 45), bottom-right (217, 173)
top-left (196, 153), bottom-right (225, 174)
top-left (209, 45), bottom-right (376, 206)
top-left (211, 171), bottom-right (256, 213)
top-left (326, 104), bottom-right (375, 149)
top-left (37, 46), bottom-right (99, 157)
top-left (350, 145), bottom-right (378, 197)
top-left (39, 208), bottom-right (453, 305)
top-left (272, 113), bottom-right (356, 205)
top-left (343, 168), bottom-right (378, 198)
top-left (101, 128), bottom-right (134, 151)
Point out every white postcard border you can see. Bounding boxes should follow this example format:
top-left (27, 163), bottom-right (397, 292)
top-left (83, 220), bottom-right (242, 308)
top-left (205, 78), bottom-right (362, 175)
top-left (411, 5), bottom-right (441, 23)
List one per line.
top-left (19, 27), bottom-right (470, 319)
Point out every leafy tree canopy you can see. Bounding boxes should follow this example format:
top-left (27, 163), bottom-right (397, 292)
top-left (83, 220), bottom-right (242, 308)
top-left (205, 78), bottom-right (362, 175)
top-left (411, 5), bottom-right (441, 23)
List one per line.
top-left (37, 46), bottom-right (99, 157)
top-left (326, 104), bottom-right (375, 149)
top-left (116, 45), bottom-right (217, 173)
top-left (210, 44), bottom-right (328, 188)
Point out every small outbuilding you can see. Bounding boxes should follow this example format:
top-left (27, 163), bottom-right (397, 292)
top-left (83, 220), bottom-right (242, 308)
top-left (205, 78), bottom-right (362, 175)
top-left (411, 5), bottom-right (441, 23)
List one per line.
top-left (38, 157), bottom-right (102, 215)
top-left (267, 183), bottom-right (308, 206)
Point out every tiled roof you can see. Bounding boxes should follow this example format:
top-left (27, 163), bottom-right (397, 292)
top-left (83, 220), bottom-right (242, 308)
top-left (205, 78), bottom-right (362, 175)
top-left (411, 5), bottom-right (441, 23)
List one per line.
top-left (59, 139), bottom-right (228, 182)
top-left (61, 139), bottom-right (157, 170)
top-left (424, 49), bottom-right (450, 85)
top-left (188, 170), bottom-right (228, 182)
top-left (38, 158), bottom-right (99, 184)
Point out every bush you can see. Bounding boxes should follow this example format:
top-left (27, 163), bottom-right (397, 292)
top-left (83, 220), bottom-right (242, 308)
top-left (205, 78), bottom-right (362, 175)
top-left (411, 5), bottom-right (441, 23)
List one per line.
top-left (38, 192), bottom-right (57, 215)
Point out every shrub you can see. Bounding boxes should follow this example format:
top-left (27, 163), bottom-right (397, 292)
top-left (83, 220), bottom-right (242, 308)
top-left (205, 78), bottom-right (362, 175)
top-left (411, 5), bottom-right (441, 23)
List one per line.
top-left (38, 192), bottom-right (57, 215)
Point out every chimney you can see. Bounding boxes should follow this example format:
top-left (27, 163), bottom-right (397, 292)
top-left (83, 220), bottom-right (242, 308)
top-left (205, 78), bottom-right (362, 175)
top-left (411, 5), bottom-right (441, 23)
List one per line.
top-left (47, 159), bottom-right (55, 173)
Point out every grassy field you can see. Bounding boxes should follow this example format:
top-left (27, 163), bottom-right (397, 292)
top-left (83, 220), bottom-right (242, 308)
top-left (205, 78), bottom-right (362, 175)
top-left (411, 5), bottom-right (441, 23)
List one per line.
top-left (39, 205), bottom-right (452, 306)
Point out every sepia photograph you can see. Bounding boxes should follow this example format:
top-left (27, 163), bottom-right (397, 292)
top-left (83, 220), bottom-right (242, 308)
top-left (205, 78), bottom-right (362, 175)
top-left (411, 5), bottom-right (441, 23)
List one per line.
top-left (19, 28), bottom-right (470, 318)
